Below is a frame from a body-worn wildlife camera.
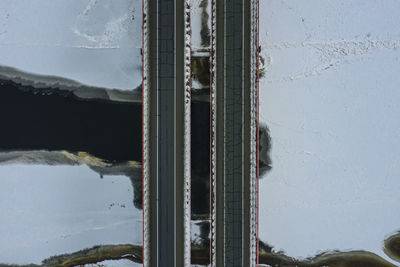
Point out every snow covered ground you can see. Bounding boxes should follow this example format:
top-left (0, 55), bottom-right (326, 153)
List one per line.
top-left (0, 0), bottom-right (142, 90)
top-left (259, 0), bottom-right (400, 264)
top-left (0, 1), bottom-right (143, 266)
top-left (0, 164), bottom-right (142, 265)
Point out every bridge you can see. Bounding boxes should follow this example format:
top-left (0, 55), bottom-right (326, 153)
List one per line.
top-left (142, 0), bottom-right (259, 266)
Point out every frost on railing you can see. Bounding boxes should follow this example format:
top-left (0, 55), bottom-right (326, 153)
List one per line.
top-left (184, 0), bottom-right (192, 265)
top-left (142, 0), bottom-right (151, 266)
top-left (210, 0), bottom-right (217, 265)
top-left (249, 0), bottom-right (259, 266)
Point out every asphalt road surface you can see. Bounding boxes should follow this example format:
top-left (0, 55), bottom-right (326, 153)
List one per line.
top-left (214, 0), bottom-right (255, 266)
top-left (148, 0), bottom-right (187, 266)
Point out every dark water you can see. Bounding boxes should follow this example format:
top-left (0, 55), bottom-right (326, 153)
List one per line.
top-left (191, 100), bottom-right (210, 216)
top-left (0, 77), bottom-right (275, 266)
top-left (0, 78), bottom-right (213, 213)
top-left (0, 78), bottom-right (141, 163)
top-left (0, 78), bottom-right (144, 266)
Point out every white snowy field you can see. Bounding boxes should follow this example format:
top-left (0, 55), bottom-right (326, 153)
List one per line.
top-left (259, 0), bottom-right (400, 264)
top-left (0, 0), bottom-right (142, 90)
top-left (0, 164), bottom-right (142, 265)
top-left (0, 1), bottom-right (143, 266)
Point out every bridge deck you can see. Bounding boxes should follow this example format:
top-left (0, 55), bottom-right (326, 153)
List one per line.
top-left (213, 0), bottom-right (258, 266)
top-left (144, 0), bottom-right (190, 266)
top-left (143, 0), bottom-right (258, 266)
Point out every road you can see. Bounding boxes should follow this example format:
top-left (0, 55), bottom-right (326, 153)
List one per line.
top-left (143, 0), bottom-right (258, 266)
top-left (144, 0), bottom-right (190, 266)
top-left (213, 0), bottom-right (258, 266)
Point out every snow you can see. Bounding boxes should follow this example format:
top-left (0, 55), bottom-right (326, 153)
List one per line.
top-left (0, 0), bottom-right (142, 90)
top-left (0, 164), bottom-right (142, 265)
